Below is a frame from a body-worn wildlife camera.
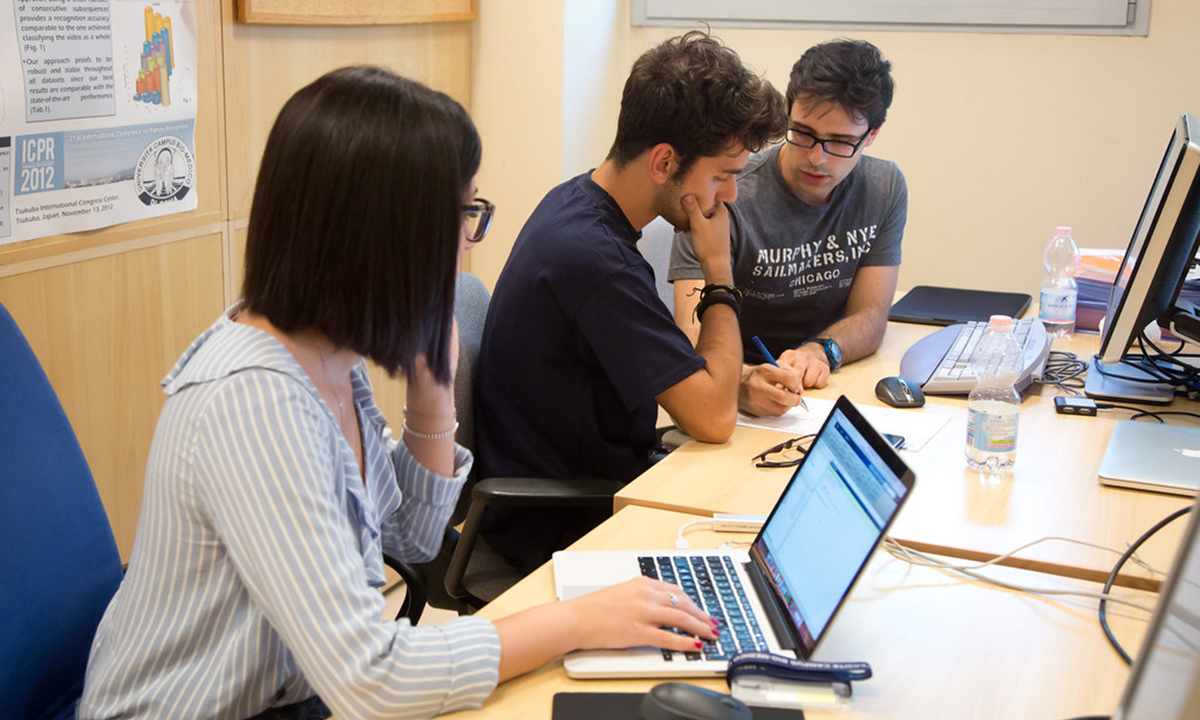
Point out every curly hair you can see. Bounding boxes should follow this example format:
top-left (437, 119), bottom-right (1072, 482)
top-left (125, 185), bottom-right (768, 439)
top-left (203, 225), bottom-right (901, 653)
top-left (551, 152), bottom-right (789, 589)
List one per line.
top-left (787, 39), bottom-right (894, 130)
top-left (608, 31), bottom-right (786, 177)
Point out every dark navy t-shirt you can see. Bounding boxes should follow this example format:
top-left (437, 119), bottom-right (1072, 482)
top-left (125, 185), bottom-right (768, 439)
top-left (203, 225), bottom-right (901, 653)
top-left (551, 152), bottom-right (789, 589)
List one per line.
top-left (475, 172), bottom-right (705, 569)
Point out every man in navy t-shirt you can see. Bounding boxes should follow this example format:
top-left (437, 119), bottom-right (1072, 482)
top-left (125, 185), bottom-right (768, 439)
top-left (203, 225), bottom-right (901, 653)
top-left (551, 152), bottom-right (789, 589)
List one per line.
top-left (475, 32), bottom-right (787, 572)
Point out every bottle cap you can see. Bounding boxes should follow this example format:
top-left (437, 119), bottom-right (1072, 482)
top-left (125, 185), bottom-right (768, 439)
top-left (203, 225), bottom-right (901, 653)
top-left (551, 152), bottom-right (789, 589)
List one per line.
top-left (1055, 225), bottom-right (1072, 234)
top-left (988, 314), bottom-right (1013, 329)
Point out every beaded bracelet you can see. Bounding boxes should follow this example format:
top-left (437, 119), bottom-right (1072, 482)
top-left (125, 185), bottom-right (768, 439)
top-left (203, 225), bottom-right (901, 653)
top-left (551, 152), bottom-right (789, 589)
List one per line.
top-left (401, 407), bottom-right (459, 440)
top-left (402, 420), bottom-right (459, 440)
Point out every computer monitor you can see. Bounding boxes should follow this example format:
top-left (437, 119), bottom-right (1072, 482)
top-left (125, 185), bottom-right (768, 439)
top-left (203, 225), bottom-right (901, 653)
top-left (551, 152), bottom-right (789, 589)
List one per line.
top-left (1086, 113), bottom-right (1200, 403)
top-left (1110, 495), bottom-right (1200, 720)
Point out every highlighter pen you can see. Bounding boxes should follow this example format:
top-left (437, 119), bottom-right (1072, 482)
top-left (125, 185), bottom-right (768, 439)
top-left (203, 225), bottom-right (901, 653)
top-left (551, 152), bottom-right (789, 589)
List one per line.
top-left (751, 336), bottom-right (808, 412)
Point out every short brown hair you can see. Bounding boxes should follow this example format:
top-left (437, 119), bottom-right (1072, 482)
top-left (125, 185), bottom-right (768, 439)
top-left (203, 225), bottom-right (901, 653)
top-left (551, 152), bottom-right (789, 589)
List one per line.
top-left (787, 39), bottom-right (894, 130)
top-left (242, 66), bottom-right (480, 383)
top-left (607, 31), bottom-right (786, 177)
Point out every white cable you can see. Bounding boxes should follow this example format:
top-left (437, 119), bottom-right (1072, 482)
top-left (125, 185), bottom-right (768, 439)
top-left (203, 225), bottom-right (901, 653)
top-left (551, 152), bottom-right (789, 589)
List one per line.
top-left (885, 534), bottom-right (1165, 577)
top-left (675, 519), bottom-right (714, 549)
top-left (718, 540), bottom-right (753, 551)
top-left (882, 538), bottom-right (1157, 614)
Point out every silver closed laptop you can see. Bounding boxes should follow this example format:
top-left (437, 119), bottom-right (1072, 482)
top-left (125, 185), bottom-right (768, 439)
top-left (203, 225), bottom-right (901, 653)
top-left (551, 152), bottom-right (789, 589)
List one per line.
top-left (1099, 420), bottom-right (1200, 497)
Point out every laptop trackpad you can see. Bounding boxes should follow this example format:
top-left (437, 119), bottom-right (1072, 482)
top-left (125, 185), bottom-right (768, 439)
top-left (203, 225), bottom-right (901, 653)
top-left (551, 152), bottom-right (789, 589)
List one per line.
top-left (560, 585), bottom-right (611, 600)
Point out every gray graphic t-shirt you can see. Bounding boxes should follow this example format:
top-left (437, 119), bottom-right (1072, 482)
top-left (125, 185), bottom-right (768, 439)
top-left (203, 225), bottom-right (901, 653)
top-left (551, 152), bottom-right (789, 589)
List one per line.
top-left (669, 144), bottom-right (907, 363)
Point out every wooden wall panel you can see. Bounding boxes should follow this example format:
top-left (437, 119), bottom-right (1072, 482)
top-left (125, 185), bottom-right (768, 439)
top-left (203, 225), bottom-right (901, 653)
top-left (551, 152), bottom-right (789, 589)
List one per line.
top-left (238, 0), bottom-right (474, 25)
top-left (0, 233), bottom-right (226, 559)
top-left (222, 8), bottom-right (471, 220)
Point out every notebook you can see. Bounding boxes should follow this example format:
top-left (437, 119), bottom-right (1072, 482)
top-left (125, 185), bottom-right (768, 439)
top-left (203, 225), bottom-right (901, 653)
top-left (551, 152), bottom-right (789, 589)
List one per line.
top-left (1111, 493), bottom-right (1200, 719)
top-left (889, 285), bottom-right (1032, 326)
top-left (552, 396), bottom-right (916, 678)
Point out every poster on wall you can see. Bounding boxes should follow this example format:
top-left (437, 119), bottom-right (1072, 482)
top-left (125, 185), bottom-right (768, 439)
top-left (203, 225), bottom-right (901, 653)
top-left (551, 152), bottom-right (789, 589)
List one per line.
top-left (0, 0), bottom-right (198, 246)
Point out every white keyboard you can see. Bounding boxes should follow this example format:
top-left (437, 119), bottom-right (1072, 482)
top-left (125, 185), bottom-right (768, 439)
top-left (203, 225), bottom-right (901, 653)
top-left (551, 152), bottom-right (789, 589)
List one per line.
top-left (899, 317), bottom-right (1052, 395)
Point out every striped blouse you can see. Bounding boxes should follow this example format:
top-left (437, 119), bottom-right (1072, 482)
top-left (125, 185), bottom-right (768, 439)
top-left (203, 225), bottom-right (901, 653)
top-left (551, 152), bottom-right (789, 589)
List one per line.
top-left (79, 306), bottom-right (500, 720)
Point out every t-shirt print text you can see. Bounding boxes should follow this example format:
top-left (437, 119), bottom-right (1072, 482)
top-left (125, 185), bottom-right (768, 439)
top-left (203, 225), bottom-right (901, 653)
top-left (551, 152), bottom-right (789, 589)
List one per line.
top-left (751, 223), bottom-right (878, 286)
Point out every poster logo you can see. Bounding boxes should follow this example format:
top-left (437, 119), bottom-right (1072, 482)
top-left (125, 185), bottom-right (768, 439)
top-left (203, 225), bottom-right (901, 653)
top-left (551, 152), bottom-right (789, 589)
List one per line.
top-left (134, 135), bottom-right (192, 205)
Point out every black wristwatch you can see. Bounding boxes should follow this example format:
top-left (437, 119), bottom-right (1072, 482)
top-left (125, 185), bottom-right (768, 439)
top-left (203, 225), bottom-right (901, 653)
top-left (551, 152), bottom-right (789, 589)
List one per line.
top-left (808, 338), bottom-right (843, 371)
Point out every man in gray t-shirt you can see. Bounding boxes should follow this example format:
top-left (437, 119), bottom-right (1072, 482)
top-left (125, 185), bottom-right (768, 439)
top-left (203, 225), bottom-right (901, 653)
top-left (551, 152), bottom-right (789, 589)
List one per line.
top-left (670, 39), bottom-right (907, 417)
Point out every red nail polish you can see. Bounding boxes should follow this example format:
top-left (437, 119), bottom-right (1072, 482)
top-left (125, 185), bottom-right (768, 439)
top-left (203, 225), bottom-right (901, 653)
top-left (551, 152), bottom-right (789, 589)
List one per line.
top-left (694, 640), bottom-right (703, 649)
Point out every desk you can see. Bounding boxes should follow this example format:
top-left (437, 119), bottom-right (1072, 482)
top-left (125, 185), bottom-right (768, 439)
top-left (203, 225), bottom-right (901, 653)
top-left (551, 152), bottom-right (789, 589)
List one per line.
top-left (441, 505), bottom-right (1153, 720)
top-left (620, 321), bottom-right (1194, 589)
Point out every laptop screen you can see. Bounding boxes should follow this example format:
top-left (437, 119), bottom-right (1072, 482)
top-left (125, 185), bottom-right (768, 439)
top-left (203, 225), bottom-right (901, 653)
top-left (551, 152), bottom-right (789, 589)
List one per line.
top-left (750, 396), bottom-right (914, 657)
top-left (1113, 495), bottom-right (1200, 719)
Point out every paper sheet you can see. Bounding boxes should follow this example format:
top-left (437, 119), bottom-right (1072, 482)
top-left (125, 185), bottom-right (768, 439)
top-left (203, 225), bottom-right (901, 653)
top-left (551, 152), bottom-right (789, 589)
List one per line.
top-left (737, 397), bottom-right (953, 452)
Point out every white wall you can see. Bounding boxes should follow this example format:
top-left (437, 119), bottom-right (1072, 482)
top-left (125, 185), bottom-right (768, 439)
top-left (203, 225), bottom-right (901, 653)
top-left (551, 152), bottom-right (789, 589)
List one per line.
top-left (468, 0), bottom-right (565, 289)
top-left (473, 0), bottom-right (1200, 296)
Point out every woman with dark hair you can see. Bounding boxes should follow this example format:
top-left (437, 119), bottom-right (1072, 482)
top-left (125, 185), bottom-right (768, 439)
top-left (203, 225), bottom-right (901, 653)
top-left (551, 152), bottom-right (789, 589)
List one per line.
top-left (78, 67), bottom-right (715, 720)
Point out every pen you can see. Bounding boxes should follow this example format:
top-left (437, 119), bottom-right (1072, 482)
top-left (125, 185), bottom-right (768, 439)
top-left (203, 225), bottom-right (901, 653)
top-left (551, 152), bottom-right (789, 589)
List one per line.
top-left (751, 336), bottom-right (808, 412)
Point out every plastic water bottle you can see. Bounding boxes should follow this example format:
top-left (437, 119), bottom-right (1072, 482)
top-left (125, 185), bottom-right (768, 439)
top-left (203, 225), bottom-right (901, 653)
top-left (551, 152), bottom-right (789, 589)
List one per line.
top-left (1039, 226), bottom-right (1080, 337)
top-left (965, 315), bottom-right (1022, 472)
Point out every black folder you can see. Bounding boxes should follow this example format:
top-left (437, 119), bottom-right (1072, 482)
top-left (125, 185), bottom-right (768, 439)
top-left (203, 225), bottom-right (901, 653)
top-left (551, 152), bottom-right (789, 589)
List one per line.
top-left (552, 692), bottom-right (803, 719)
top-left (888, 285), bottom-right (1031, 326)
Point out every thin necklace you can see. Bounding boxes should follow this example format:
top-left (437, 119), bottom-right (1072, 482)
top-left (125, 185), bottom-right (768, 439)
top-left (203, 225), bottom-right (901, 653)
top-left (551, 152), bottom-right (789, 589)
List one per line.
top-left (315, 345), bottom-right (351, 423)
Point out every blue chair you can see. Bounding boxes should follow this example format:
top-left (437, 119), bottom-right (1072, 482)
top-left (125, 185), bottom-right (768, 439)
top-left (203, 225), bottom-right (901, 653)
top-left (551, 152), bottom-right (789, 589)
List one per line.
top-left (0, 302), bottom-right (123, 720)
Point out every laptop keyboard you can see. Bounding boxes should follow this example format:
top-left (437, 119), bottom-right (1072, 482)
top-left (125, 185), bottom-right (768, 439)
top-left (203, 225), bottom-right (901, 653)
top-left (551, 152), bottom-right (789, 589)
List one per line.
top-left (639, 555), bottom-right (771, 661)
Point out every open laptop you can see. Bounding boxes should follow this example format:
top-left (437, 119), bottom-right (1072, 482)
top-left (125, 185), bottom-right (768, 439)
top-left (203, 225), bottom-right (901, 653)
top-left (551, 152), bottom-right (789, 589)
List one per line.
top-left (1111, 493), bottom-right (1200, 719)
top-left (552, 395), bottom-right (916, 678)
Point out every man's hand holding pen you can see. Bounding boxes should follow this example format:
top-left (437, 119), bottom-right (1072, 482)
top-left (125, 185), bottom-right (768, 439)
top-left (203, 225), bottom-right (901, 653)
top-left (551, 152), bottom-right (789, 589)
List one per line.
top-left (739, 336), bottom-right (807, 418)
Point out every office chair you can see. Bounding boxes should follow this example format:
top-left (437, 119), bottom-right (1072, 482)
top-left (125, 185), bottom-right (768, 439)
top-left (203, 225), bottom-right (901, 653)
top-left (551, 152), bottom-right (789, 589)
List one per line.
top-left (385, 273), bottom-right (624, 621)
top-left (636, 216), bottom-right (676, 312)
top-left (0, 301), bottom-right (125, 720)
top-left (637, 217), bottom-right (693, 450)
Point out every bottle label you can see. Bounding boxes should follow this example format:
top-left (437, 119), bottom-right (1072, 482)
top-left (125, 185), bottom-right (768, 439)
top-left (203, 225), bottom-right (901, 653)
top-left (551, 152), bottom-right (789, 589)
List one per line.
top-left (967, 408), bottom-right (1018, 452)
top-left (1039, 288), bottom-right (1077, 322)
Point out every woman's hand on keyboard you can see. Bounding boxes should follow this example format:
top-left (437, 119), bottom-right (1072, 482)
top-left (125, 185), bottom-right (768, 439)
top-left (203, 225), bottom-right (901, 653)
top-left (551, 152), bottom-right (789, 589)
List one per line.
top-left (492, 577), bottom-right (718, 681)
top-left (568, 577), bottom-right (719, 651)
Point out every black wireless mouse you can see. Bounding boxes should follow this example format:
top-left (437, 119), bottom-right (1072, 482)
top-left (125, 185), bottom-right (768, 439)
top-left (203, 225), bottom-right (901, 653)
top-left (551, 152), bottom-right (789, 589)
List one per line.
top-left (640, 682), bottom-right (752, 720)
top-left (875, 375), bottom-right (926, 408)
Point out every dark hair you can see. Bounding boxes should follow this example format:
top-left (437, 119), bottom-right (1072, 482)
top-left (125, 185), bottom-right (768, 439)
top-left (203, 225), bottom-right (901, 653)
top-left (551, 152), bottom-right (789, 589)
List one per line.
top-left (242, 66), bottom-right (480, 383)
top-left (787, 39), bottom-right (894, 131)
top-left (607, 31), bottom-right (785, 177)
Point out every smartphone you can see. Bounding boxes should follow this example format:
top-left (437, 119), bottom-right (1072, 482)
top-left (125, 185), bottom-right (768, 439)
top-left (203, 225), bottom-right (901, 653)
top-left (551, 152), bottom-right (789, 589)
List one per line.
top-left (882, 433), bottom-right (906, 450)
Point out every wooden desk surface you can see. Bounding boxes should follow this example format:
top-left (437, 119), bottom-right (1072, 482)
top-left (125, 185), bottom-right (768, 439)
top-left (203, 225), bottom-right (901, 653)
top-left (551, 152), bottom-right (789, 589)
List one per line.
top-left (620, 322), bottom-right (1195, 588)
top-left (442, 505), bottom-right (1153, 720)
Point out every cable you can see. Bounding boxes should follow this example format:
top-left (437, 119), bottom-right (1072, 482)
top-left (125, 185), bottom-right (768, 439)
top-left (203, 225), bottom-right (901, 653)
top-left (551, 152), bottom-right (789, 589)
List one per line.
top-left (675, 516), bottom-right (765, 549)
top-left (1094, 402), bottom-right (1200, 424)
top-left (674, 519), bottom-right (713, 549)
top-left (887, 534), bottom-right (1166, 576)
top-left (1098, 504), bottom-right (1194, 665)
top-left (1091, 329), bottom-right (1200, 391)
top-left (882, 539), bottom-right (1158, 614)
top-left (1037, 350), bottom-right (1089, 394)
